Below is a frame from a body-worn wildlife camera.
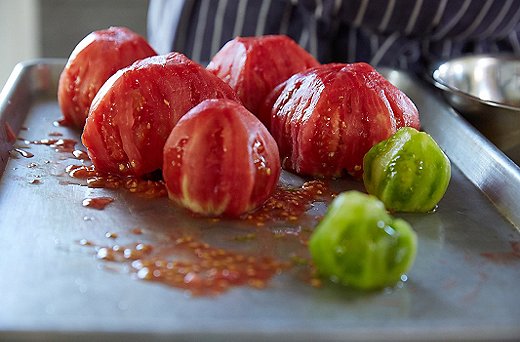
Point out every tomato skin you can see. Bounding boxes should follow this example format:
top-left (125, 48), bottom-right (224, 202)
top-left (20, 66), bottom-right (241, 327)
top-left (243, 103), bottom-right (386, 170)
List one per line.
top-left (163, 99), bottom-right (280, 218)
top-left (207, 35), bottom-right (319, 124)
top-left (265, 62), bottom-right (420, 178)
top-left (82, 53), bottom-right (238, 177)
top-left (58, 27), bottom-right (157, 128)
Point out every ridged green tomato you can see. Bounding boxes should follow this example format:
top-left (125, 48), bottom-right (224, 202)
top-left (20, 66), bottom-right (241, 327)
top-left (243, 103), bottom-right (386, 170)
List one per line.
top-left (363, 127), bottom-right (451, 213)
top-left (309, 191), bottom-right (417, 291)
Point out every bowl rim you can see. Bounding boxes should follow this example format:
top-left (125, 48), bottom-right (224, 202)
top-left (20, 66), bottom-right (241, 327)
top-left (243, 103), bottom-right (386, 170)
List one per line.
top-left (428, 53), bottom-right (520, 112)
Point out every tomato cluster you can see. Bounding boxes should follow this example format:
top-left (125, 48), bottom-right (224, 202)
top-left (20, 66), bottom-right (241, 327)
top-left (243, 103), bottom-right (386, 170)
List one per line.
top-left (59, 27), bottom-right (421, 217)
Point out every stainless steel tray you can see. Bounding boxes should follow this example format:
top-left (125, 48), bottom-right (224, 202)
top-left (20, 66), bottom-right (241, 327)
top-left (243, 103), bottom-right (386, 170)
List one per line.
top-left (1, 60), bottom-right (519, 341)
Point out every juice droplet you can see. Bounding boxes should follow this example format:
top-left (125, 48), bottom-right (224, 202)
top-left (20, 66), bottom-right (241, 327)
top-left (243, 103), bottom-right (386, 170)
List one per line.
top-left (82, 197), bottom-right (114, 210)
top-left (96, 247), bottom-right (115, 261)
top-left (78, 239), bottom-right (92, 246)
top-left (53, 119), bottom-right (69, 127)
top-left (72, 149), bottom-right (90, 161)
top-left (4, 122), bottom-right (17, 143)
top-left (13, 148), bottom-right (34, 158)
top-left (105, 232), bottom-right (118, 239)
top-left (131, 228), bottom-right (143, 235)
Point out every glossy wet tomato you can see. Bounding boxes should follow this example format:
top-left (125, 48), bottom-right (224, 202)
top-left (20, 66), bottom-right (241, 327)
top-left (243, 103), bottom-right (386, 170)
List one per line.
top-left (163, 99), bottom-right (280, 217)
top-left (58, 27), bottom-right (157, 128)
top-left (207, 35), bottom-right (319, 124)
top-left (82, 53), bottom-right (238, 177)
top-left (264, 62), bottom-right (420, 178)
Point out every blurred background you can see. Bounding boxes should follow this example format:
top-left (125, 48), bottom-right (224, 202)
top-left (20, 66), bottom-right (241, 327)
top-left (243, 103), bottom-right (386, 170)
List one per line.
top-left (0, 0), bottom-right (149, 89)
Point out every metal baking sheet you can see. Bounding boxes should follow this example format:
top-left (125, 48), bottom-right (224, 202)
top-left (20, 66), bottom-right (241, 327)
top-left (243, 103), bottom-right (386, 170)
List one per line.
top-left (1, 60), bottom-right (519, 341)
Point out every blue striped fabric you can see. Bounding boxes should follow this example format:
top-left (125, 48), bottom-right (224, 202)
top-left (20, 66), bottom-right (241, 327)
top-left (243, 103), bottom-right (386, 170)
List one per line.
top-left (148, 0), bottom-right (520, 73)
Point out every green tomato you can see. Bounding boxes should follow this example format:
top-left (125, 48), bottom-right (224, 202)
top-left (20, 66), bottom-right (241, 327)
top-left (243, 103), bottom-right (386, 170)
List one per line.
top-left (309, 191), bottom-right (417, 290)
top-left (363, 127), bottom-right (451, 213)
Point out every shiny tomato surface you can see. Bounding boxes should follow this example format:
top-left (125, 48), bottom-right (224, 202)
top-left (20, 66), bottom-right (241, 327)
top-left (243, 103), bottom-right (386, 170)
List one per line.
top-left (207, 35), bottom-right (319, 123)
top-left (265, 62), bottom-right (421, 178)
top-left (82, 53), bottom-right (238, 177)
top-left (163, 99), bottom-right (280, 217)
top-left (58, 27), bottom-right (157, 128)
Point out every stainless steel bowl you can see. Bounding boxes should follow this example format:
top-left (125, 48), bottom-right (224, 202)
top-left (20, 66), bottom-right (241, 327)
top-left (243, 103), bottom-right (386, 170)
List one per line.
top-left (430, 54), bottom-right (520, 163)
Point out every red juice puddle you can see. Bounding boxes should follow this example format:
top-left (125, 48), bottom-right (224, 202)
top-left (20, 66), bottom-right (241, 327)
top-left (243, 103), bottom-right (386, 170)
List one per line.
top-left (66, 164), bottom-right (167, 198)
top-left (480, 241), bottom-right (520, 264)
top-left (81, 233), bottom-right (290, 296)
top-left (29, 138), bottom-right (77, 153)
top-left (243, 180), bottom-right (331, 225)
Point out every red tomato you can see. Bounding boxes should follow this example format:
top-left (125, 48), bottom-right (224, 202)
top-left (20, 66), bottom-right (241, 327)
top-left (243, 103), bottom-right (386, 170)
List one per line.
top-left (58, 27), bottom-right (157, 128)
top-left (163, 99), bottom-right (280, 217)
top-left (82, 53), bottom-right (238, 177)
top-left (207, 35), bottom-right (319, 124)
top-left (264, 62), bottom-right (421, 178)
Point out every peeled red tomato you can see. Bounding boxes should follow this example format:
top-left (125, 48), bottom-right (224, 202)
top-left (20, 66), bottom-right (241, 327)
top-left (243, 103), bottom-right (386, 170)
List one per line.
top-left (264, 62), bottom-right (420, 178)
top-left (58, 27), bottom-right (157, 128)
top-left (82, 53), bottom-right (238, 177)
top-left (207, 35), bottom-right (319, 122)
top-left (163, 99), bottom-right (280, 218)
